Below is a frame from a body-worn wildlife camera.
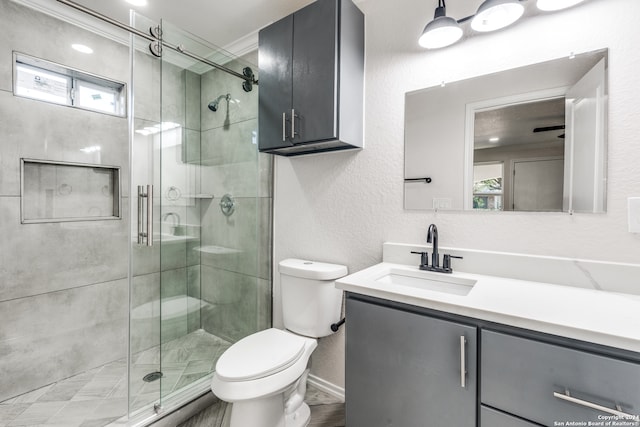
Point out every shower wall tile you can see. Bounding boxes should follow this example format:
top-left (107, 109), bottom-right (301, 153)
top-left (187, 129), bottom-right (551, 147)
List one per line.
top-left (200, 119), bottom-right (258, 167)
top-left (0, 0), bottom-right (129, 94)
top-left (200, 266), bottom-right (263, 343)
top-left (133, 50), bottom-right (161, 123)
top-left (162, 267), bottom-right (190, 299)
top-left (200, 196), bottom-right (259, 277)
top-left (162, 62), bottom-right (188, 128)
top-left (187, 265), bottom-right (202, 333)
top-left (130, 272), bottom-right (160, 355)
top-left (200, 161), bottom-right (258, 200)
top-left (184, 128), bottom-right (202, 164)
top-left (0, 278), bottom-right (128, 402)
top-left (0, 90), bottom-right (129, 198)
top-left (185, 70), bottom-right (201, 131)
top-left (0, 196), bottom-right (128, 302)
top-left (132, 238), bottom-right (200, 277)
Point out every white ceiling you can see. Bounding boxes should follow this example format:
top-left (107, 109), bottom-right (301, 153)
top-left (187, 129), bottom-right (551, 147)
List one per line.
top-left (62, 0), bottom-right (488, 54)
top-left (67, 0), bottom-right (319, 51)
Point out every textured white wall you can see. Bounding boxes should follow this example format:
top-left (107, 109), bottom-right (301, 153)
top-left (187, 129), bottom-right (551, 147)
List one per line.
top-left (273, 0), bottom-right (640, 389)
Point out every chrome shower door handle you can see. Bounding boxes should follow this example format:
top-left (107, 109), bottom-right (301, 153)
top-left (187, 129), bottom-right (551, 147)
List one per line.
top-left (146, 184), bottom-right (153, 247)
top-left (137, 185), bottom-right (153, 246)
top-left (137, 185), bottom-right (145, 244)
top-left (460, 335), bottom-right (467, 388)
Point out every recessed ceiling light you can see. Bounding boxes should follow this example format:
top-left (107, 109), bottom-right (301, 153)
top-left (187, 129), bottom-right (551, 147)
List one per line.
top-left (71, 44), bottom-right (93, 54)
top-left (537, 0), bottom-right (586, 11)
top-left (125, 0), bottom-right (147, 6)
top-left (489, 137), bottom-right (500, 142)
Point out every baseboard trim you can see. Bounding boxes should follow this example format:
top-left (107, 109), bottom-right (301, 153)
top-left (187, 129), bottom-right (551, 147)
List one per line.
top-left (307, 374), bottom-right (345, 402)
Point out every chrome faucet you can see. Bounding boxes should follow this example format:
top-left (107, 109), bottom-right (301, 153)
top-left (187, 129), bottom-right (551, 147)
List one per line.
top-left (427, 223), bottom-right (439, 268)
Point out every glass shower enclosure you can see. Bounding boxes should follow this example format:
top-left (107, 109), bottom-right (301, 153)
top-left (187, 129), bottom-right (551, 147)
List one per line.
top-left (0, 1), bottom-right (271, 425)
top-left (129, 13), bottom-right (272, 421)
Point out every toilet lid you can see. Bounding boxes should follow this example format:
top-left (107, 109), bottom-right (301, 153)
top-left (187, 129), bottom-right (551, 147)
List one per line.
top-left (215, 328), bottom-right (307, 381)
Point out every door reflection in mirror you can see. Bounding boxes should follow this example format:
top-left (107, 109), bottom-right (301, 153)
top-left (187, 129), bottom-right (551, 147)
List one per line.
top-left (404, 49), bottom-right (608, 213)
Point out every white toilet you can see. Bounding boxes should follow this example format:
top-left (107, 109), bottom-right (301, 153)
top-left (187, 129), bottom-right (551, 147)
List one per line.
top-left (211, 258), bottom-right (348, 427)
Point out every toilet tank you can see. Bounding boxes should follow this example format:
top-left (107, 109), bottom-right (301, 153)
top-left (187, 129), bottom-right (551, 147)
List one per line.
top-left (279, 259), bottom-right (348, 338)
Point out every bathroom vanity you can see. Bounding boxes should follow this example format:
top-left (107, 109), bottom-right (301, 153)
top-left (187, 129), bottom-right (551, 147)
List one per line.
top-left (337, 243), bottom-right (640, 427)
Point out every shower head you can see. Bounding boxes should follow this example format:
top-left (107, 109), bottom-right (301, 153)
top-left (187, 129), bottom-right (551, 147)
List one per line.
top-left (208, 93), bottom-right (231, 112)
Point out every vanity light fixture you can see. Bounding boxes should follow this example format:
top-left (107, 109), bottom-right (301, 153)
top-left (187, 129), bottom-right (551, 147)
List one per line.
top-left (419, 0), bottom-right (590, 49)
top-left (537, 0), bottom-right (586, 11)
top-left (470, 0), bottom-right (525, 32)
top-left (418, 0), bottom-right (463, 49)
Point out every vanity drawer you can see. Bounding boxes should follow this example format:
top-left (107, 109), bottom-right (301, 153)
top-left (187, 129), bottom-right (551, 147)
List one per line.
top-left (481, 330), bottom-right (640, 425)
top-left (481, 406), bottom-right (539, 427)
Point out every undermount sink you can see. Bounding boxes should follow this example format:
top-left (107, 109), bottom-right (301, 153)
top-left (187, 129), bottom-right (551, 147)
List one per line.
top-left (375, 268), bottom-right (476, 296)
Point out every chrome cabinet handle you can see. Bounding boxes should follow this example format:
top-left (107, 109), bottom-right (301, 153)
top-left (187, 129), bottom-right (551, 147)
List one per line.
top-left (282, 112), bottom-right (287, 142)
top-left (460, 335), bottom-right (467, 388)
top-left (291, 109), bottom-right (298, 139)
top-left (146, 184), bottom-right (153, 247)
top-left (553, 390), bottom-right (636, 418)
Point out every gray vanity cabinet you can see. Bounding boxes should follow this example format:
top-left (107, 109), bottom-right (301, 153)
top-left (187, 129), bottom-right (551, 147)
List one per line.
top-left (481, 330), bottom-right (640, 426)
top-left (258, 0), bottom-right (364, 156)
top-left (480, 406), bottom-right (539, 427)
top-left (346, 297), bottom-right (477, 427)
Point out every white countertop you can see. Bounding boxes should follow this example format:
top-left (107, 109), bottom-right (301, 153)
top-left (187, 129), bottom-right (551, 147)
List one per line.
top-left (336, 261), bottom-right (640, 354)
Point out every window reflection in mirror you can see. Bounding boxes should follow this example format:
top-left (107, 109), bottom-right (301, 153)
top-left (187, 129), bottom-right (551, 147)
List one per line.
top-left (473, 162), bottom-right (504, 210)
top-left (472, 97), bottom-right (565, 212)
top-left (404, 48), bottom-right (607, 214)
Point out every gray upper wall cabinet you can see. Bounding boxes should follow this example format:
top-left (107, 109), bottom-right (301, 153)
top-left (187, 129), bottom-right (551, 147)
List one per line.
top-left (258, 0), bottom-right (364, 156)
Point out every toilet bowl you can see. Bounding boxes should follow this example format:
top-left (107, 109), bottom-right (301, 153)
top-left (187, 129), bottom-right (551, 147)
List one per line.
top-left (211, 259), bottom-right (347, 427)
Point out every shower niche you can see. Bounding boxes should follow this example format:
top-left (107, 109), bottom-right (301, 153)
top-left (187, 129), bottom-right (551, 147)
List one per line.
top-left (20, 158), bottom-right (121, 223)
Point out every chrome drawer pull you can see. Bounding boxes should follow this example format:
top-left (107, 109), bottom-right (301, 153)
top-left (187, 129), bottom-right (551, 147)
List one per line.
top-left (460, 335), bottom-right (467, 388)
top-left (553, 390), bottom-right (636, 419)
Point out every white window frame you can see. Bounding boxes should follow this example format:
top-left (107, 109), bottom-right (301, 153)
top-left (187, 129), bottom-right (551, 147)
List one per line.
top-left (13, 52), bottom-right (126, 117)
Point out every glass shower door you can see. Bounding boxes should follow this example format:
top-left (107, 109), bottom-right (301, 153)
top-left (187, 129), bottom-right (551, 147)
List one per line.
top-left (129, 11), bottom-right (163, 416)
top-left (130, 11), bottom-right (270, 419)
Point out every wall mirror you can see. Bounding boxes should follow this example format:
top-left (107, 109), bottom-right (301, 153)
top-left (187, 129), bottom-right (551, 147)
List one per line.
top-left (404, 49), bottom-right (608, 213)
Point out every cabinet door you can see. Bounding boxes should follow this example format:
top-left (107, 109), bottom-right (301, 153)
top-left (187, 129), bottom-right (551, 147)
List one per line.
top-left (482, 330), bottom-right (640, 425)
top-left (346, 298), bottom-right (477, 427)
top-left (291, 0), bottom-right (338, 144)
top-left (258, 15), bottom-right (293, 151)
top-left (480, 406), bottom-right (539, 427)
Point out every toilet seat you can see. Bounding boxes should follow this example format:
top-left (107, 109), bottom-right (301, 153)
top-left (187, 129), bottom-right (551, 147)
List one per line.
top-left (216, 328), bottom-right (307, 382)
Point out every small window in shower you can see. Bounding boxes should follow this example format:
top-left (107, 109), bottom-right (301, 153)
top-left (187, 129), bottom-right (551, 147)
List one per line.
top-left (13, 52), bottom-right (126, 117)
top-left (20, 159), bottom-right (121, 223)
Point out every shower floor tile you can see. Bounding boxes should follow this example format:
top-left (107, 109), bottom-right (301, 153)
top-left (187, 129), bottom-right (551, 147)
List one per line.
top-left (0, 330), bottom-right (230, 427)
